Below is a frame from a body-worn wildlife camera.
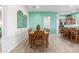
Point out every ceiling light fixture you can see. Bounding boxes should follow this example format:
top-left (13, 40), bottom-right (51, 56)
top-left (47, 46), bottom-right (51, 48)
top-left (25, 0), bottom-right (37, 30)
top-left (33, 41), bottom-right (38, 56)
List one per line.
top-left (70, 5), bottom-right (73, 8)
top-left (36, 6), bottom-right (39, 9)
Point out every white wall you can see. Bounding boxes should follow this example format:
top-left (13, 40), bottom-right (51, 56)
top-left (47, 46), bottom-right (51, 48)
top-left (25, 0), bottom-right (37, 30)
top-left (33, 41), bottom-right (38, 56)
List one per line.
top-left (3, 5), bottom-right (29, 53)
top-left (0, 12), bottom-right (1, 24)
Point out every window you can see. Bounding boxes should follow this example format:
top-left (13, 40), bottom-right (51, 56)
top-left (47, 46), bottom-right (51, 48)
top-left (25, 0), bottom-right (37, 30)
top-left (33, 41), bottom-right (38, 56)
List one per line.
top-left (44, 16), bottom-right (51, 29)
top-left (17, 10), bottom-right (27, 28)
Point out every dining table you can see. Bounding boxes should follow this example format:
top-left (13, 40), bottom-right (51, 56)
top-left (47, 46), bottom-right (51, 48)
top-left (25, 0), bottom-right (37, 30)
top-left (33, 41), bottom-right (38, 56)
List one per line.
top-left (28, 30), bottom-right (49, 48)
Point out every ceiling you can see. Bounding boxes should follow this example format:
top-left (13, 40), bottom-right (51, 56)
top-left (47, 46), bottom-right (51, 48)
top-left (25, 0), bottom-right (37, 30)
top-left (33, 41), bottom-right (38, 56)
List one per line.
top-left (0, 5), bottom-right (79, 15)
top-left (27, 5), bottom-right (79, 15)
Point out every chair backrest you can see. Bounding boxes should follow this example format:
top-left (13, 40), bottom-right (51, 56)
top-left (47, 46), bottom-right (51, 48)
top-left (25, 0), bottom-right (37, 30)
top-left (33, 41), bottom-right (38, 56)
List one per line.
top-left (28, 28), bottom-right (32, 33)
top-left (44, 28), bottom-right (50, 33)
top-left (76, 30), bottom-right (79, 35)
top-left (34, 31), bottom-right (44, 35)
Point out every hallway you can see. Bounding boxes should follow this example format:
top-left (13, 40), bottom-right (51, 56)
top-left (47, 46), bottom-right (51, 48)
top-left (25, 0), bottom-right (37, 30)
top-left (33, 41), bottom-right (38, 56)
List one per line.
top-left (11, 35), bottom-right (79, 53)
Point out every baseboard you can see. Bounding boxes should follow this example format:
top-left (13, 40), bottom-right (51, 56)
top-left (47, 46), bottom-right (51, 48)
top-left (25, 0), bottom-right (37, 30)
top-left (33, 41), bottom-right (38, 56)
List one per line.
top-left (8, 36), bottom-right (27, 53)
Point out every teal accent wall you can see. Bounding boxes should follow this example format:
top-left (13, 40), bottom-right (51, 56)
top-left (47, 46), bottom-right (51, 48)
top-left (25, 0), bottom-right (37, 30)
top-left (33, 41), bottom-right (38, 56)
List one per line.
top-left (72, 12), bottom-right (79, 19)
top-left (59, 15), bottom-right (66, 19)
top-left (65, 12), bottom-right (79, 25)
top-left (17, 10), bottom-right (27, 28)
top-left (65, 12), bottom-right (79, 20)
top-left (29, 12), bottom-right (43, 29)
top-left (29, 12), bottom-right (58, 34)
top-left (71, 12), bottom-right (79, 25)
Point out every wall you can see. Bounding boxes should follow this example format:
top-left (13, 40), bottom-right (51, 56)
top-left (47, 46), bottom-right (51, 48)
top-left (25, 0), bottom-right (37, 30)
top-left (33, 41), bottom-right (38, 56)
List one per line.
top-left (29, 12), bottom-right (58, 34)
top-left (3, 6), bottom-right (28, 53)
top-left (59, 15), bottom-right (66, 19)
top-left (0, 11), bottom-right (2, 24)
top-left (64, 12), bottom-right (79, 26)
top-left (72, 12), bottom-right (79, 25)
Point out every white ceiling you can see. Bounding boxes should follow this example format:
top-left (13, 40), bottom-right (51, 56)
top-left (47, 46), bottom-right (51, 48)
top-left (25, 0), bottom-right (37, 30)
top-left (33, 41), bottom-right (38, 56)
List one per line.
top-left (27, 5), bottom-right (79, 15)
top-left (0, 5), bottom-right (79, 15)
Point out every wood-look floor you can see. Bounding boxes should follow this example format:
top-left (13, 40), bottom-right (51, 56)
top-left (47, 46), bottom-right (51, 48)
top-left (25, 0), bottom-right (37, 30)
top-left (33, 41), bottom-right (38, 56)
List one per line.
top-left (11, 35), bottom-right (79, 53)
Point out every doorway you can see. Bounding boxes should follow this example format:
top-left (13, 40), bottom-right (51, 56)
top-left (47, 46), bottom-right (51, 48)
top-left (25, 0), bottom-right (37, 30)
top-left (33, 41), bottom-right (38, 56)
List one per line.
top-left (44, 16), bottom-right (51, 30)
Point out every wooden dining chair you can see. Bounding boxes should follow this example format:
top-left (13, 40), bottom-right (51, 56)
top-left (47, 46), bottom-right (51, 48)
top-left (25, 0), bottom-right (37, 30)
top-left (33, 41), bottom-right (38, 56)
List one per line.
top-left (29, 34), bottom-right (36, 48)
top-left (76, 30), bottom-right (79, 44)
top-left (62, 28), bottom-right (66, 39)
top-left (43, 34), bottom-right (49, 48)
top-left (44, 28), bottom-right (50, 33)
top-left (70, 28), bottom-right (77, 43)
top-left (65, 28), bottom-right (70, 40)
top-left (34, 31), bottom-right (44, 47)
top-left (28, 28), bottom-right (32, 34)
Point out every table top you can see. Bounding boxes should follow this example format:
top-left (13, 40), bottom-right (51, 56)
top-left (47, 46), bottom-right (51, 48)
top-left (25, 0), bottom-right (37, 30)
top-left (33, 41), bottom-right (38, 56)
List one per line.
top-left (29, 31), bottom-right (48, 34)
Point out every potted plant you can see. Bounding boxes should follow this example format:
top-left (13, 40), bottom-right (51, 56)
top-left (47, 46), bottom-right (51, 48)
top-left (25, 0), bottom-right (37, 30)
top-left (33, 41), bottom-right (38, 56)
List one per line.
top-left (36, 25), bottom-right (40, 31)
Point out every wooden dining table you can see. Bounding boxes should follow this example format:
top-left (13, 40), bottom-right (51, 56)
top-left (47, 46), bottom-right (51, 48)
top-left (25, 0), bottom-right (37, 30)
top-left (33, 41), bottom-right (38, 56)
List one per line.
top-left (28, 30), bottom-right (49, 49)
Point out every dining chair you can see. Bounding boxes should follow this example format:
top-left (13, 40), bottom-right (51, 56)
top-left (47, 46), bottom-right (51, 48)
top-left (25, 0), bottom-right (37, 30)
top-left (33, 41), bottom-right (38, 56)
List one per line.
top-left (70, 28), bottom-right (77, 43)
top-left (28, 28), bottom-right (32, 33)
top-left (76, 30), bottom-right (79, 44)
